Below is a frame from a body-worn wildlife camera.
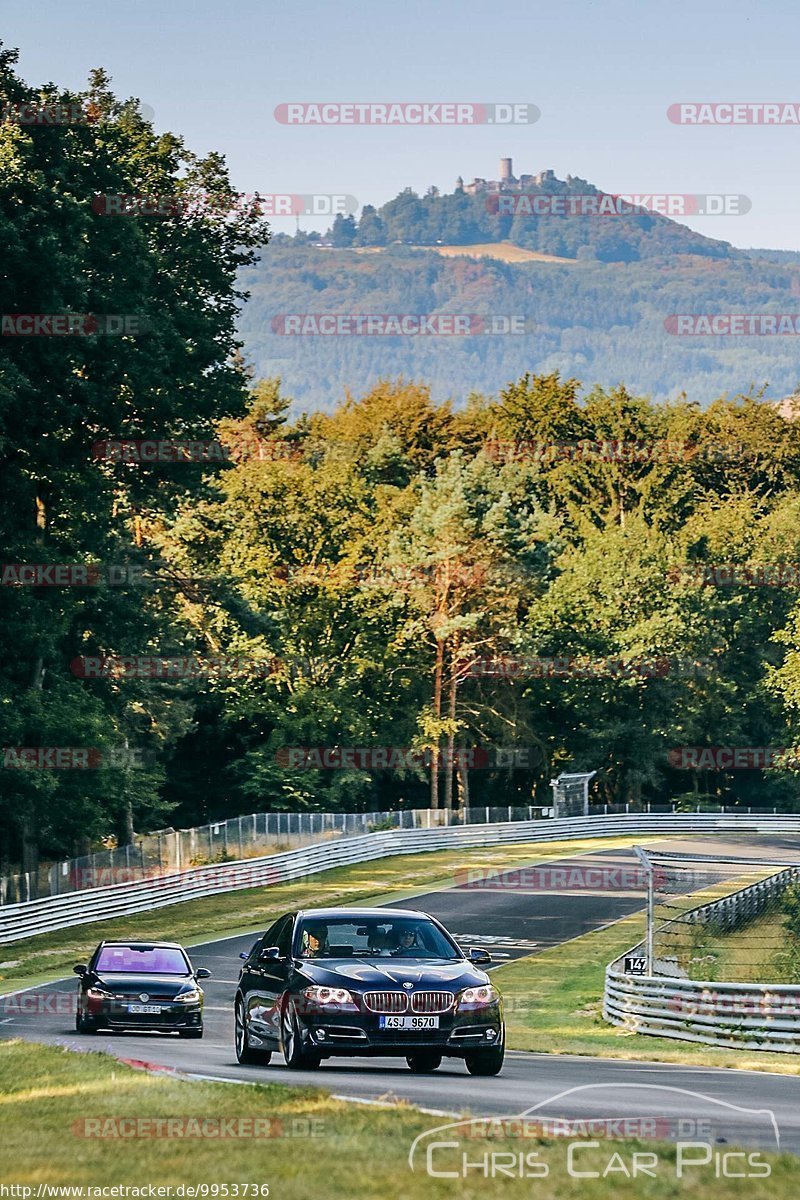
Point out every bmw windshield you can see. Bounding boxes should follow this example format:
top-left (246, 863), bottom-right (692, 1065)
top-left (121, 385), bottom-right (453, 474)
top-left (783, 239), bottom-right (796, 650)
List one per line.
top-left (296, 917), bottom-right (461, 960)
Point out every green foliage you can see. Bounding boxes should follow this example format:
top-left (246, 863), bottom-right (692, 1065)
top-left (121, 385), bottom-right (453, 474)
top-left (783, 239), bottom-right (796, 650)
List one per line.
top-left (0, 45), bottom-right (268, 868)
top-left (780, 883), bottom-right (800, 940)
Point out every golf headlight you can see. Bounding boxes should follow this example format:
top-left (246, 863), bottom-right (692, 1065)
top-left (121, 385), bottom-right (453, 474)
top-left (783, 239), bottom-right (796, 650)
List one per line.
top-left (300, 985), bottom-right (358, 1013)
top-left (175, 988), bottom-right (201, 1004)
top-left (456, 984), bottom-right (499, 1011)
top-left (86, 987), bottom-right (114, 1000)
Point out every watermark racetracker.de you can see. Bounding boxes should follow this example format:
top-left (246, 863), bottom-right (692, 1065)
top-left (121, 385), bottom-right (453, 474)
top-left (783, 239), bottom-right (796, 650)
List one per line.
top-left (669, 562), bottom-right (800, 587)
top-left (487, 193), bottom-right (750, 217)
top-left (463, 654), bottom-right (718, 679)
top-left (1, 101), bottom-right (155, 125)
top-left (668, 102), bottom-right (800, 124)
top-left (484, 438), bottom-right (747, 463)
top-left (72, 1116), bottom-right (325, 1139)
top-left (271, 314), bottom-right (534, 335)
top-left (668, 747), bottom-right (800, 770)
top-left (2, 746), bottom-right (153, 770)
top-left (92, 439), bottom-right (229, 463)
top-left (274, 102), bottom-right (540, 125)
top-left (70, 656), bottom-right (282, 681)
top-left (274, 746), bottom-right (539, 770)
top-left (665, 314), bottom-right (800, 335)
top-left (1, 314), bottom-right (151, 336)
top-left (92, 193), bottom-right (358, 218)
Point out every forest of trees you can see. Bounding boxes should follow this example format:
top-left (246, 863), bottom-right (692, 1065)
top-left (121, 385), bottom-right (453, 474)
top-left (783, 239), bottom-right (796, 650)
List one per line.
top-left (5, 48), bottom-right (800, 877)
top-left (240, 241), bottom-right (800, 412)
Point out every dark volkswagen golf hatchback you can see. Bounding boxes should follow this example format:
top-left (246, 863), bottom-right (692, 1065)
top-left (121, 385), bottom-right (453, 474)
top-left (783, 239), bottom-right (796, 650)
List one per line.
top-left (234, 907), bottom-right (504, 1075)
top-left (74, 941), bottom-right (210, 1037)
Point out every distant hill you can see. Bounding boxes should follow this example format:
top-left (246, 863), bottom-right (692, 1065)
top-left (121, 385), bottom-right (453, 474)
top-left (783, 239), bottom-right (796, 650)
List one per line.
top-left (236, 171), bottom-right (800, 413)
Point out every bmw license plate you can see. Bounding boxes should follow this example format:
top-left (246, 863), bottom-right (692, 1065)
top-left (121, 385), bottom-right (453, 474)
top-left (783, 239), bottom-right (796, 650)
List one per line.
top-left (379, 1015), bottom-right (439, 1030)
top-left (128, 1004), bottom-right (163, 1014)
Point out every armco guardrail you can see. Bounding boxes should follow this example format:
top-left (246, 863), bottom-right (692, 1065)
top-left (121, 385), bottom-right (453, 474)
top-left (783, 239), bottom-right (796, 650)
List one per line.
top-left (604, 864), bottom-right (800, 1053)
top-left (2, 812), bottom-right (799, 947)
top-left (7, 800), bottom-right (744, 904)
top-left (683, 866), bottom-right (800, 934)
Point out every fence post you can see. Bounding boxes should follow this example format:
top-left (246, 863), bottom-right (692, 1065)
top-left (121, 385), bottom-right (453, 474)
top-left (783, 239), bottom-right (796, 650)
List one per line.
top-left (634, 847), bottom-right (655, 973)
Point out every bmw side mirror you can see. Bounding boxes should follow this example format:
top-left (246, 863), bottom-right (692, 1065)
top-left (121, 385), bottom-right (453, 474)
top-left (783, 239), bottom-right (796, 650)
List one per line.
top-left (259, 946), bottom-right (281, 962)
top-left (239, 952), bottom-right (249, 960)
top-left (468, 947), bottom-right (492, 965)
top-left (195, 967), bottom-right (211, 980)
top-left (73, 964), bottom-right (88, 977)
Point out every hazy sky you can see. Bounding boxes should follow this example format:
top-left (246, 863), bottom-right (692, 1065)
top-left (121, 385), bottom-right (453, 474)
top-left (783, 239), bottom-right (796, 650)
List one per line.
top-left (5, 0), bottom-right (799, 247)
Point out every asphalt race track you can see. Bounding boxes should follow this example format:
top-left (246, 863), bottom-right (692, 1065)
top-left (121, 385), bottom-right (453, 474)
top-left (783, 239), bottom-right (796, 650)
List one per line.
top-left (3, 836), bottom-right (800, 1152)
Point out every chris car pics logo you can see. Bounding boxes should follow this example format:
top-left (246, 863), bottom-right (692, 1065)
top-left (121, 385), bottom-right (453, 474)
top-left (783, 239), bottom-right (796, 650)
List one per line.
top-left (408, 1085), bottom-right (779, 1180)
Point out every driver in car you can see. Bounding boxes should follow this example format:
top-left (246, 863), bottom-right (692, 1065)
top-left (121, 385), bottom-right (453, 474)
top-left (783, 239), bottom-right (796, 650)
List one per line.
top-left (301, 924), bottom-right (328, 957)
top-left (390, 927), bottom-right (419, 955)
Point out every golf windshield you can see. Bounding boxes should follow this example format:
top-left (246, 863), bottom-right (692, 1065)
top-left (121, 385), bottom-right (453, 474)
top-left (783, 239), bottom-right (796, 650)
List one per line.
top-left (95, 945), bottom-right (191, 975)
top-left (297, 917), bottom-right (461, 960)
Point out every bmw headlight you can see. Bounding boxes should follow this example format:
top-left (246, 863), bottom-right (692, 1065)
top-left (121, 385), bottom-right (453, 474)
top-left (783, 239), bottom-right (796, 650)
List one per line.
top-left (175, 989), bottom-right (202, 1004)
top-left (456, 984), bottom-right (500, 1011)
top-left (300, 985), bottom-right (358, 1014)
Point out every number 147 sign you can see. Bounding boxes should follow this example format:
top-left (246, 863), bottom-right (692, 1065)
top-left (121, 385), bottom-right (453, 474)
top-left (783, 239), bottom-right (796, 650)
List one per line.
top-left (624, 956), bottom-right (647, 975)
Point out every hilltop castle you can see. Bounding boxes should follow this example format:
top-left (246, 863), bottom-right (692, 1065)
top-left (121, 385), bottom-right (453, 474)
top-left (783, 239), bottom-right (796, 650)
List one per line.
top-left (456, 158), bottom-right (563, 195)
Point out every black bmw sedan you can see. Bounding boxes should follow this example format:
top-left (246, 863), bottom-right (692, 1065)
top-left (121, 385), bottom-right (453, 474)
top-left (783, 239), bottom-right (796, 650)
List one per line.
top-left (74, 941), bottom-right (210, 1037)
top-left (234, 907), bottom-right (504, 1075)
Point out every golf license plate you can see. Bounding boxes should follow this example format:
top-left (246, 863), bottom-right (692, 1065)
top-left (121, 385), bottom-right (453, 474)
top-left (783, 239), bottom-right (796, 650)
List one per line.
top-left (128, 1004), bottom-right (163, 1014)
top-left (379, 1014), bottom-right (439, 1030)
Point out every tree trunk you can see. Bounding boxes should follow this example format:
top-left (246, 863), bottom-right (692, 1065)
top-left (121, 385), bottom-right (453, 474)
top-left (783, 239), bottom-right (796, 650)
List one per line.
top-left (21, 811), bottom-right (39, 897)
top-left (443, 656), bottom-right (457, 813)
top-left (123, 801), bottom-right (135, 846)
top-left (430, 639), bottom-right (444, 809)
top-left (21, 493), bottom-right (48, 882)
top-left (458, 756), bottom-right (470, 816)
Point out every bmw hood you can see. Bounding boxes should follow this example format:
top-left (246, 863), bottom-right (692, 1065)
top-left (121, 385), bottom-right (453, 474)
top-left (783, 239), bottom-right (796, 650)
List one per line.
top-left (297, 958), bottom-right (491, 991)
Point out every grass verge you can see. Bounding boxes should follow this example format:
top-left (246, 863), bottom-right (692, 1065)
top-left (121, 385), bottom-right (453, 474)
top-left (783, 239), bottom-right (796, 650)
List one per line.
top-left (495, 914), bottom-right (800, 1074)
top-left (0, 1039), bottom-right (794, 1198)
